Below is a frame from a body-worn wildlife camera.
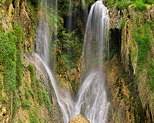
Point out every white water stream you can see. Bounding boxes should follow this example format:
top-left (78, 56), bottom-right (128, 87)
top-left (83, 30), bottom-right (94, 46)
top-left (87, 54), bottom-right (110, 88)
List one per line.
top-left (68, 0), bottom-right (73, 33)
top-left (35, 0), bottom-right (109, 123)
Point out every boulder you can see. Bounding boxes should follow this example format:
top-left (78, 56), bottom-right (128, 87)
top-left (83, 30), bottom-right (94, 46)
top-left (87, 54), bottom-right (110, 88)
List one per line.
top-left (69, 114), bottom-right (90, 123)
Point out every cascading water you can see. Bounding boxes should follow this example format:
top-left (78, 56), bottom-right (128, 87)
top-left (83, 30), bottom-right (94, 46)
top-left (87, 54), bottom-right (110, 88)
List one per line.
top-left (82, 0), bottom-right (88, 24)
top-left (35, 0), bottom-right (50, 65)
top-left (68, 0), bottom-right (73, 33)
top-left (75, 1), bottom-right (110, 122)
top-left (35, 0), bottom-right (109, 123)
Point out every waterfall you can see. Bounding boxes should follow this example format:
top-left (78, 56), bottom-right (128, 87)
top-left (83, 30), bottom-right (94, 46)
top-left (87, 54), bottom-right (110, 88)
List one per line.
top-left (35, 0), bottom-right (49, 65)
top-left (82, 0), bottom-right (88, 24)
top-left (35, 0), bottom-right (109, 123)
top-left (68, 0), bottom-right (73, 33)
top-left (76, 1), bottom-right (110, 122)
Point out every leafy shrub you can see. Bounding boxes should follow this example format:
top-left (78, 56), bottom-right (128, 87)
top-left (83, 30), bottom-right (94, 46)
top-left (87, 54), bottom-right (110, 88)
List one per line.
top-left (134, 1), bottom-right (147, 11)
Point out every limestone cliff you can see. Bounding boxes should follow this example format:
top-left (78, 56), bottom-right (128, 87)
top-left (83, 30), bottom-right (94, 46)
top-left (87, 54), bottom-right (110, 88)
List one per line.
top-left (69, 114), bottom-right (90, 123)
top-left (0, 0), bottom-right (62, 122)
top-left (105, 2), bottom-right (154, 123)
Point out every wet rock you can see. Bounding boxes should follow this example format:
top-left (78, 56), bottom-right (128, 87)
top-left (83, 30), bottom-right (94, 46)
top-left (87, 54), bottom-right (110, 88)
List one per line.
top-left (69, 114), bottom-right (90, 123)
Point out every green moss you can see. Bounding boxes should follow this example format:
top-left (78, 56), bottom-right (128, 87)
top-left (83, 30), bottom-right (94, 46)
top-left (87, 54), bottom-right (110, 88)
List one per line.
top-left (29, 112), bottom-right (39, 123)
top-left (21, 100), bottom-right (31, 109)
top-left (14, 24), bottom-right (23, 88)
top-left (13, 90), bottom-right (19, 117)
top-left (119, 18), bottom-right (126, 29)
top-left (18, 120), bottom-right (24, 123)
top-left (147, 20), bottom-right (154, 26)
top-left (133, 25), bottom-right (150, 67)
top-left (27, 1), bottom-right (38, 38)
top-left (25, 89), bottom-right (31, 99)
top-left (148, 62), bottom-right (154, 91)
top-left (134, 1), bottom-right (147, 11)
top-left (116, 0), bottom-right (133, 10)
top-left (28, 88), bottom-right (35, 99)
top-left (0, 78), bottom-right (2, 97)
top-left (39, 89), bottom-right (52, 109)
top-left (4, 59), bottom-right (16, 93)
top-left (142, 0), bottom-right (154, 4)
top-left (28, 64), bottom-right (36, 87)
top-left (0, 31), bottom-right (17, 94)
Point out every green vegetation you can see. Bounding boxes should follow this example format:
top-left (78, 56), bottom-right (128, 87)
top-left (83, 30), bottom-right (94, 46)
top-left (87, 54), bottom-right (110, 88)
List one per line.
top-left (27, 64), bottom-right (52, 110)
top-left (148, 62), bottom-right (154, 91)
top-left (142, 0), bottom-right (154, 4)
top-left (14, 24), bottom-right (23, 88)
top-left (29, 112), bottom-right (39, 123)
top-left (5, 0), bottom-right (12, 6)
top-left (13, 90), bottom-right (19, 116)
top-left (116, 0), bottom-right (133, 10)
top-left (134, 1), bottom-right (147, 11)
top-left (133, 25), bottom-right (150, 66)
top-left (18, 120), bottom-right (24, 123)
top-left (57, 30), bottom-right (82, 70)
top-left (133, 18), bottom-right (153, 90)
top-left (119, 18), bottom-right (126, 29)
top-left (0, 24), bottom-right (23, 94)
top-left (39, 89), bottom-right (52, 109)
top-left (0, 78), bottom-right (2, 97)
top-left (27, 0), bottom-right (39, 7)
top-left (106, 0), bottom-right (153, 10)
top-left (0, 31), bottom-right (17, 94)
top-left (21, 100), bottom-right (31, 109)
top-left (28, 64), bottom-right (36, 87)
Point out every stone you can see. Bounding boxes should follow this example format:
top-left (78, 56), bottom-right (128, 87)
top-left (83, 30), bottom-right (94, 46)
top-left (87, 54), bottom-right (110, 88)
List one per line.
top-left (69, 114), bottom-right (90, 123)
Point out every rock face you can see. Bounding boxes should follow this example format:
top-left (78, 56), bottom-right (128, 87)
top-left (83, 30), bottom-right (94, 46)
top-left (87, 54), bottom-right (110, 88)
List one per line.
top-left (106, 3), bottom-right (154, 123)
top-left (69, 114), bottom-right (90, 123)
top-left (0, 0), bottom-right (62, 122)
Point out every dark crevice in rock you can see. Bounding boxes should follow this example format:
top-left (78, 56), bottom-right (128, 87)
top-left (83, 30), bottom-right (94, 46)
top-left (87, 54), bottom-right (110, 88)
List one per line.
top-left (109, 28), bottom-right (121, 59)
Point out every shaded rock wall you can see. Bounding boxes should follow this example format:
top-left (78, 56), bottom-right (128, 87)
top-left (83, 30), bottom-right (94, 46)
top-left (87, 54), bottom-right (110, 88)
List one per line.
top-left (106, 4), bottom-right (154, 123)
top-left (0, 0), bottom-right (62, 122)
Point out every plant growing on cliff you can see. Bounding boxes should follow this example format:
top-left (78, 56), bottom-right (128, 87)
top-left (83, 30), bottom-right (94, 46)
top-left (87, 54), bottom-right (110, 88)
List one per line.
top-left (134, 1), bottom-right (147, 11)
top-left (0, 31), bottom-right (17, 94)
top-left (142, 0), bottom-right (154, 4)
top-left (148, 62), bottom-right (154, 91)
top-left (14, 23), bottom-right (23, 88)
top-left (0, 78), bottom-right (2, 97)
top-left (21, 100), bottom-right (31, 109)
top-left (116, 0), bottom-right (133, 10)
top-left (119, 18), bottom-right (126, 29)
top-left (134, 28), bottom-right (150, 66)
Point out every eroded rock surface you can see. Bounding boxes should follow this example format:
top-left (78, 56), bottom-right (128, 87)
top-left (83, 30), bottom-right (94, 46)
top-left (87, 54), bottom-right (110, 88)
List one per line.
top-left (69, 114), bottom-right (90, 123)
